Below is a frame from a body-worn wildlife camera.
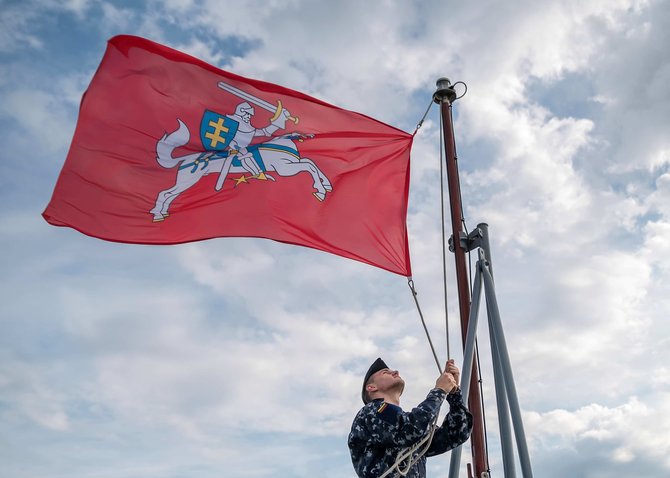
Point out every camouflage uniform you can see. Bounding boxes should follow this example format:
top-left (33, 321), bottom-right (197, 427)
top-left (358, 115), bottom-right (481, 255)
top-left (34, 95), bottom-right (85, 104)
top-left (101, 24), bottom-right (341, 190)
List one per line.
top-left (348, 388), bottom-right (473, 478)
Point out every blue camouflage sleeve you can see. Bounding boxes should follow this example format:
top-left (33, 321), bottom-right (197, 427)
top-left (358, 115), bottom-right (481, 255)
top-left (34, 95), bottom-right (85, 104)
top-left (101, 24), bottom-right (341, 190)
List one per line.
top-left (359, 389), bottom-right (446, 448)
top-left (426, 389), bottom-right (473, 456)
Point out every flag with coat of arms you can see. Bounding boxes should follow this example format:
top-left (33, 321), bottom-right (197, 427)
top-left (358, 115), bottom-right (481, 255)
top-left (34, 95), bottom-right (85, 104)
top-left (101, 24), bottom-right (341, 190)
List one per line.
top-left (43, 35), bottom-right (413, 276)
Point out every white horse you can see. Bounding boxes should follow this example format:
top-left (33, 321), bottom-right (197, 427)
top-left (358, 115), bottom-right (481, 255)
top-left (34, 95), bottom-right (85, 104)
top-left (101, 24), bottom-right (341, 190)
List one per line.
top-left (150, 119), bottom-right (332, 222)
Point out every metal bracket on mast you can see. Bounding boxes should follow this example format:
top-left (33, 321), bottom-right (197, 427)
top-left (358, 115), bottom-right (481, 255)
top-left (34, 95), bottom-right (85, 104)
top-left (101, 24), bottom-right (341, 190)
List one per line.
top-left (449, 227), bottom-right (486, 253)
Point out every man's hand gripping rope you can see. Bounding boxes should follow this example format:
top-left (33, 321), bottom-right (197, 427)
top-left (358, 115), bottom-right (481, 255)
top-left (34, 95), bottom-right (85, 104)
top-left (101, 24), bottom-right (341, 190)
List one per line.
top-left (378, 360), bottom-right (459, 478)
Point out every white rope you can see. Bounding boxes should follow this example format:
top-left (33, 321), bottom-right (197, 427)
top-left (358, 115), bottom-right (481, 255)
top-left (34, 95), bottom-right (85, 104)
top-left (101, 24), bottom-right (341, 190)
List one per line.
top-left (438, 108), bottom-right (451, 360)
top-left (381, 94), bottom-right (456, 478)
top-left (378, 415), bottom-right (439, 478)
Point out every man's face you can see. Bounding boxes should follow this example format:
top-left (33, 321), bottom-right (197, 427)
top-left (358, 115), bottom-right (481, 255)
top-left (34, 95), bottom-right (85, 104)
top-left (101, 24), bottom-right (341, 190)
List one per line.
top-left (368, 367), bottom-right (405, 394)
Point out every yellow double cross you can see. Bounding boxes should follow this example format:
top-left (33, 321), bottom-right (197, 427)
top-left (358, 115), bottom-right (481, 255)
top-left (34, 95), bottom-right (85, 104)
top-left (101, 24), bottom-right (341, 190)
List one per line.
top-left (204, 117), bottom-right (229, 148)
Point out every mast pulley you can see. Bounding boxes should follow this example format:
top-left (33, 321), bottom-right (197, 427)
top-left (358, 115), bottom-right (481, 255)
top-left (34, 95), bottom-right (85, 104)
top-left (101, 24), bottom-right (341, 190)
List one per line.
top-left (433, 77), bottom-right (458, 104)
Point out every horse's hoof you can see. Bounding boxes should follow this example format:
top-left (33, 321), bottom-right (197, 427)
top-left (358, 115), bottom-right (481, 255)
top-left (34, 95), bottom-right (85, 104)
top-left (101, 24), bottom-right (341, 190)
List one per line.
top-left (313, 192), bottom-right (325, 202)
top-left (323, 184), bottom-right (333, 192)
top-left (152, 216), bottom-right (165, 222)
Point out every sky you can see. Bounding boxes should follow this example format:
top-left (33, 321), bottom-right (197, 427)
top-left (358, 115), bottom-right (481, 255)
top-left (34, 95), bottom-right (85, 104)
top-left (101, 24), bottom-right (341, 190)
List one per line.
top-left (1, 0), bottom-right (669, 477)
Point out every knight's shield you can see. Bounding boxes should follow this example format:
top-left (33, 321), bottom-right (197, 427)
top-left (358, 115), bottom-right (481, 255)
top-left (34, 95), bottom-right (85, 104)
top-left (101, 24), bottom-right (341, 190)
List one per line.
top-left (200, 110), bottom-right (239, 151)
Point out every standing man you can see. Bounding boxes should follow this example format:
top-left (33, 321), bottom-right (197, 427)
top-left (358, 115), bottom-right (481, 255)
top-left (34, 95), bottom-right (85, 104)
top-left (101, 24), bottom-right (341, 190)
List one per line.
top-left (348, 358), bottom-right (473, 478)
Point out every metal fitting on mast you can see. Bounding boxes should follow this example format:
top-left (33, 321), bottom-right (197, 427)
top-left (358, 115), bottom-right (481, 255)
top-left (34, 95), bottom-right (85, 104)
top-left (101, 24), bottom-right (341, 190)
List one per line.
top-left (448, 227), bottom-right (485, 253)
top-left (433, 77), bottom-right (457, 104)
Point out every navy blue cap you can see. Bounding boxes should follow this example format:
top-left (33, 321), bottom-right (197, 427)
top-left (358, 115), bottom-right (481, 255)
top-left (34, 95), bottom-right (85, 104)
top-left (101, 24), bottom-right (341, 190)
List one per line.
top-left (362, 357), bottom-right (388, 404)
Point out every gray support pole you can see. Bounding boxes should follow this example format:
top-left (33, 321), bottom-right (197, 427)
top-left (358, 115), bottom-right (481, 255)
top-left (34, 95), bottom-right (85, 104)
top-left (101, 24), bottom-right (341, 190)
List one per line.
top-left (478, 226), bottom-right (516, 477)
top-left (448, 261), bottom-right (484, 478)
top-left (477, 223), bottom-right (493, 280)
top-left (481, 267), bottom-right (534, 478)
top-left (487, 296), bottom-right (517, 478)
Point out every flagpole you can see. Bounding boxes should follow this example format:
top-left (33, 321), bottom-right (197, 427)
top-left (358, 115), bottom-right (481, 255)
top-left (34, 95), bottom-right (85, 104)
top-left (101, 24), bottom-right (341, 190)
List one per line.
top-left (434, 78), bottom-right (488, 478)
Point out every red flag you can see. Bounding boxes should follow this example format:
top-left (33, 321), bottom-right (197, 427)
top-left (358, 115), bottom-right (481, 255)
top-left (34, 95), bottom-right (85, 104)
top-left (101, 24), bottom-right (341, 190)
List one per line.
top-left (43, 35), bottom-right (412, 276)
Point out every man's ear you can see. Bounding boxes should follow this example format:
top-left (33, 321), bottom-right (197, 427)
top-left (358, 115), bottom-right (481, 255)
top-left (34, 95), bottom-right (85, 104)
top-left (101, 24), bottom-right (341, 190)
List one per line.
top-left (366, 383), bottom-right (377, 393)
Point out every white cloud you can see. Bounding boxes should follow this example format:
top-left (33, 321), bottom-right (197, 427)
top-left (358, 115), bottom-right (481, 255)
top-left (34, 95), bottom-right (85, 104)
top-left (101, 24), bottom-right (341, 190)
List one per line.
top-left (2, 0), bottom-right (670, 477)
top-left (0, 358), bottom-right (69, 431)
top-left (0, 89), bottom-right (75, 154)
top-left (60, 0), bottom-right (93, 18)
top-left (0, 4), bottom-right (43, 52)
top-left (527, 394), bottom-right (670, 470)
top-left (99, 2), bottom-right (135, 32)
top-left (646, 172), bottom-right (670, 217)
top-left (173, 37), bottom-right (226, 65)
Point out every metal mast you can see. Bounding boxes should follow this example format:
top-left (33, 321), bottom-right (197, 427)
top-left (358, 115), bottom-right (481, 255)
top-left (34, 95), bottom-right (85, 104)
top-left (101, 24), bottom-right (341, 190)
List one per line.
top-left (433, 78), bottom-right (488, 477)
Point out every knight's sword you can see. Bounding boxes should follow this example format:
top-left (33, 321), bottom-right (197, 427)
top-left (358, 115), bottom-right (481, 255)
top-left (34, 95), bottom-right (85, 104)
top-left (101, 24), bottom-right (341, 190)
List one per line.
top-left (217, 81), bottom-right (299, 124)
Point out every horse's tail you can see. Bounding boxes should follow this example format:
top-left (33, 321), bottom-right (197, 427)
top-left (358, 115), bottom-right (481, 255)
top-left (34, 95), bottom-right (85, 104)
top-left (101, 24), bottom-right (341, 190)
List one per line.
top-left (156, 119), bottom-right (190, 168)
